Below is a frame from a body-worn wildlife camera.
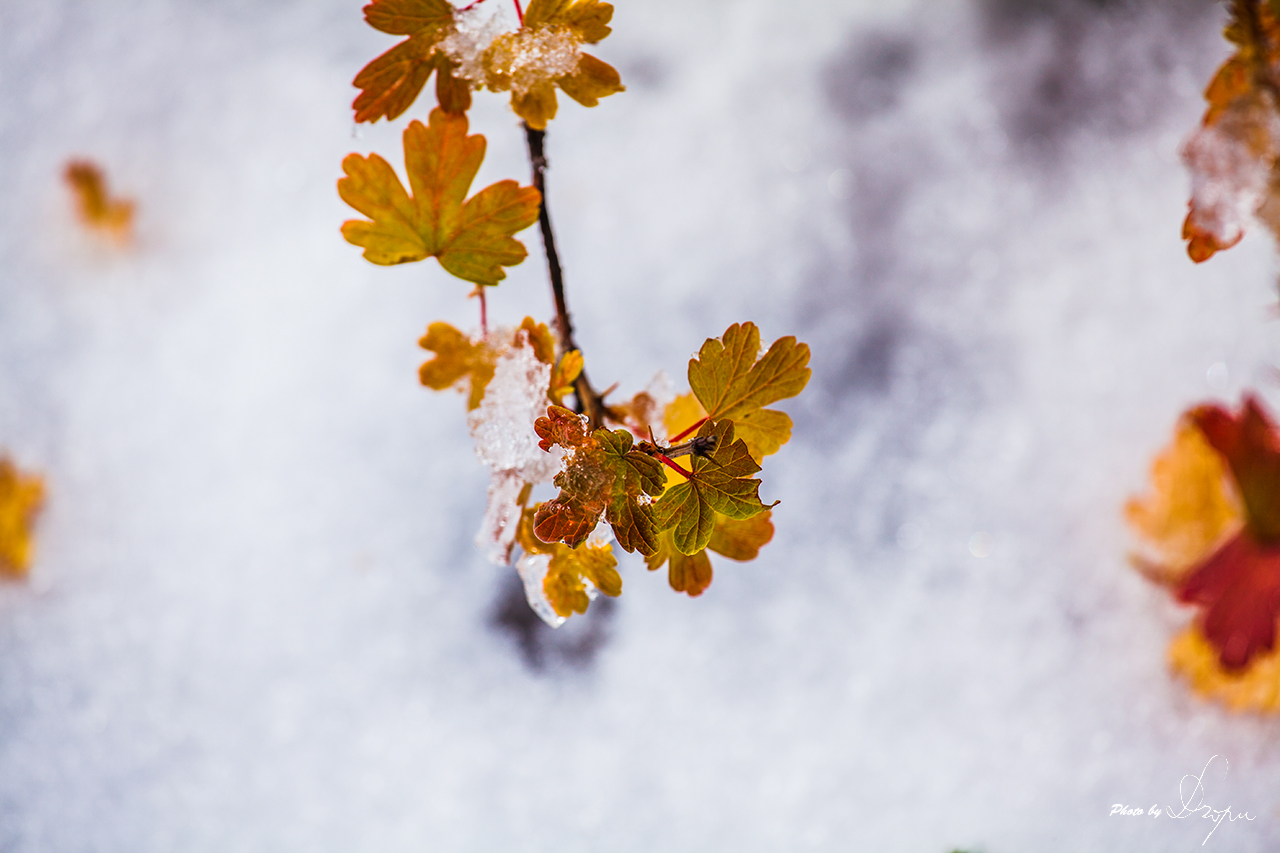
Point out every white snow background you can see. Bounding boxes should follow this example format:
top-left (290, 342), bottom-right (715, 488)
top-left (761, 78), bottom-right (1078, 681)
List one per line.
top-left (1, 0), bottom-right (1279, 849)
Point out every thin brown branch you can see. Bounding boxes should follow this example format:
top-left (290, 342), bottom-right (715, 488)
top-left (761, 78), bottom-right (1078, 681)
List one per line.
top-left (523, 122), bottom-right (616, 431)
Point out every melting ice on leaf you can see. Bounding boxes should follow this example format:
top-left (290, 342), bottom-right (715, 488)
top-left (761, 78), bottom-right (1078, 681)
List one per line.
top-left (352, 0), bottom-right (471, 123)
top-left (0, 458), bottom-right (44, 579)
top-left (477, 0), bottom-right (625, 130)
top-left (532, 405), bottom-right (665, 554)
top-left (339, 107), bottom-right (541, 285)
top-left (517, 505), bottom-right (619, 619)
top-left (1181, 0), bottom-right (1280, 262)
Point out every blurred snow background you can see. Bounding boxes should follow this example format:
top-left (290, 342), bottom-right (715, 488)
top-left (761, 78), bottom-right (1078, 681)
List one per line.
top-left (2, 0), bottom-right (1280, 849)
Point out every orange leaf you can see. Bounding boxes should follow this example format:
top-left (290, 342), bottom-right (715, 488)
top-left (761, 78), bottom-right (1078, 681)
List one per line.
top-left (64, 160), bottom-right (133, 241)
top-left (352, 0), bottom-right (469, 123)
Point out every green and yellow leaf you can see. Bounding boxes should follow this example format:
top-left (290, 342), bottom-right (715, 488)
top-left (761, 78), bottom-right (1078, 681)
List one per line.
top-left (653, 419), bottom-right (773, 555)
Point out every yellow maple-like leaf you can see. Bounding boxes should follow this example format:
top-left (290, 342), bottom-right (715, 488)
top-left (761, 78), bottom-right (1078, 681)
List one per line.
top-left (64, 160), bottom-right (133, 242)
top-left (339, 108), bottom-right (541, 286)
top-left (517, 505), bottom-right (619, 618)
top-left (480, 0), bottom-right (624, 130)
top-left (418, 322), bottom-right (498, 409)
top-left (419, 316), bottom-right (557, 408)
top-left (0, 458), bottom-right (44, 579)
top-left (1169, 625), bottom-right (1280, 712)
top-left (1126, 420), bottom-right (1243, 584)
top-left (544, 539), bottom-right (621, 617)
top-left (352, 0), bottom-right (471, 123)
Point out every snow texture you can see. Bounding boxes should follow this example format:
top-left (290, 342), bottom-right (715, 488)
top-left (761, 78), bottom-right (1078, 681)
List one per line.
top-left (467, 333), bottom-right (561, 565)
top-left (4, 0), bottom-right (1280, 851)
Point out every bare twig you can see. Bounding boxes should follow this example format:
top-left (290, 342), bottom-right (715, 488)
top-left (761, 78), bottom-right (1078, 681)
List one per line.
top-left (523, 122), bottom-right (615, 430)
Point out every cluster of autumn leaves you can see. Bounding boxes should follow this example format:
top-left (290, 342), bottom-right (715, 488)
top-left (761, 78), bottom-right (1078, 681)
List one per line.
top-left (340, 0), bottom-right (810, 619)
top-left (1129, 0), bottom-right (1280, 713)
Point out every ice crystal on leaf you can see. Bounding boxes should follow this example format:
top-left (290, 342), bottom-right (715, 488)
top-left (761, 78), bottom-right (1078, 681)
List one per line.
top-left (1181, 0), bottom-right (1280, 262)
top-left (0, 458), bottom-right (44, 579)
top-left (339, 108), bottom-right (541, 285)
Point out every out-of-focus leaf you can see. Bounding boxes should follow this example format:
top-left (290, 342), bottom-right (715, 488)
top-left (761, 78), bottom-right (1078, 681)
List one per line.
top-left (1126, 420), bottom-right (1242, 583)
top-left (339, 109), bottom-right (540, 285)
top-left (1177, 529), bottom-right (1280, 671)
top-left (64, 160), bottom-right (133, 240)
top-left (1169, 624), bottom-right (1280, 712)
top-left (1191, 395), bottom-right (1280, 541)
top-left (418, 322), bottom-right (498, 409)
top-left (706, 511), bottom-right (774, 561)
top-left (0, 458), bottom-right (44, 579)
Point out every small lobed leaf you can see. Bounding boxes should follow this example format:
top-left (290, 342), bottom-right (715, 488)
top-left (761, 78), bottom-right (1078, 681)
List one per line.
top-left (534, 405), bottom-right (590, 452)
top-left (0, 458), bottom-right (44, 579)
top-left (477, 1), bottom-right (624, 131)
top-left (544, 538), bottom-right (620, 617)
top-left (644, 530), bottom-right (713, 597)
top-left (688, 322), bottom-right (811, 423)
top-left (1169, 624), bottom-right (1280, 712)
top-left (418, 321), bottom-right (499, 409)
top-left (353, 0), bottom-right (468, 123)
top-left (339, 108), bottom-right (541, 285)
top-left (653, 419), bottom-right (773, 555)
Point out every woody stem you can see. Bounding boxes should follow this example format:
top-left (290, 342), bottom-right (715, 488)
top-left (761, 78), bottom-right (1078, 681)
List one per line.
top-left (524, 122), bottom-right (611, 430)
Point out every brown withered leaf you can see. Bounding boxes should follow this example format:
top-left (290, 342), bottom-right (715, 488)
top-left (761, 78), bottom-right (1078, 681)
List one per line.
top-left (339, 108), bottom-right (541, 285)
top-left (0, 458), bottom-right (44, 579)
top-left (352, 0), bottom-right (470, 123)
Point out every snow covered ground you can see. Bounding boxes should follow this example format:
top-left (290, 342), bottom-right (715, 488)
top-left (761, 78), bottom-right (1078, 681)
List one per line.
top-left (2, 0), bottom-right (1280, 849)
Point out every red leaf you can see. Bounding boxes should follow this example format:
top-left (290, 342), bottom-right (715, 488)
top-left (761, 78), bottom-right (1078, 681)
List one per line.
top-left (1178, 529), bottom-right (1280, 671)
top-left (1190, 394), bottom-right (1280, 541)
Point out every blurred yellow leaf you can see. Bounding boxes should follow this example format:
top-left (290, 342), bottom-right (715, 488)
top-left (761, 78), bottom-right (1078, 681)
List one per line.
top-left (1126, 420), bottom-right (1242, 583)
top-left (0, 459), bottom-right (44, 579)
top-left (1170, 625), bottom-right (1280, 712)
top-left (64, 160), bottom-right (133, 241)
